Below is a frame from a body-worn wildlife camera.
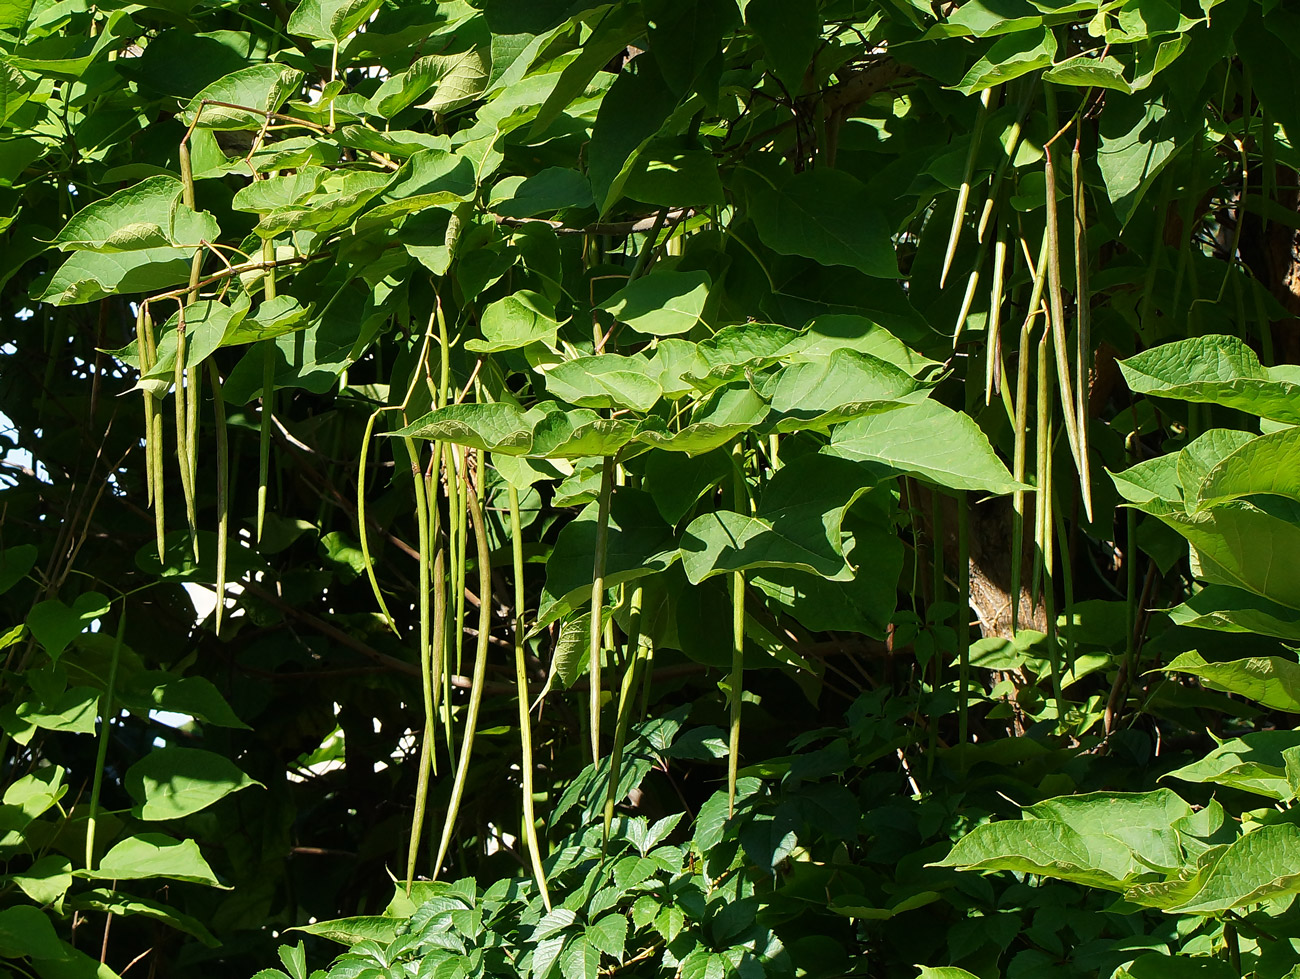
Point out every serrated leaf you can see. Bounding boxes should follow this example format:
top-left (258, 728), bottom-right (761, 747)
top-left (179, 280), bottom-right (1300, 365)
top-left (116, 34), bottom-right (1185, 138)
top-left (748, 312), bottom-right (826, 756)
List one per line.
top-left (585, 915), bottom-right (626, 959)
top-left (559, 937), bottom-right (601, 979)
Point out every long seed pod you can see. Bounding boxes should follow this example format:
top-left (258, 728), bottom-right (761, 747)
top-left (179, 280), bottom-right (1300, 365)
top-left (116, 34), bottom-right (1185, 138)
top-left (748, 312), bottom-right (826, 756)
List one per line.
top-left (402, 433), bottom-right (433, 890)
top-left (941, 87), bottom-right (994, 289)
top-left (256, 239), bottom-right (278, 543)
top-left (986, 225), bottom-right (1008, 404)
top-left (1032, 328), bottom-right (1052, 603)
top-left (1071, 139), bottom-right (1093, 515)
top-left (727, 440), bottom-right (749, 816)
top-left (173, 305), bottom-right (198, 554)
top-left (1010, 233), bottom-right (1051, 632)
top-left (604, 581), bottom-right (648, 843)
top-left (135, 304), bottom-right (155, 509)
top-left (1044, 142), bottom-right (1089, 521)
top-left (208, 360), bottom-right (228, 633)
top-left (509, 481), bottom-right (551, 909)
top-left (432, 460), bottom-right (494, 879)
top-left (588, 455), bottom-right (616, 765)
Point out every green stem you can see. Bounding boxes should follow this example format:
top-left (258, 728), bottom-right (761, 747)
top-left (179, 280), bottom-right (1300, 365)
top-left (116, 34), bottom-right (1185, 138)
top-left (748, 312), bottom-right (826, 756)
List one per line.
top-left (956, 491), bottom-right (969, 745)
top-left (86, 607), bottom-right (124, 870)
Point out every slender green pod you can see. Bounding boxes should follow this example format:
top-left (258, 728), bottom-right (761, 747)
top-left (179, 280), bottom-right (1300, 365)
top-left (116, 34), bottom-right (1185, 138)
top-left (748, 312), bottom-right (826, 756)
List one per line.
top-left (432, 461), bottom-right (494, 878)
top-left (604, 582), bottom-right (647, 842)
top-left (940, 87), bottom-right (993, 289)
top-left (401, 432), bottom-right (433, 889)
top-left (208, 360), bottom-right (228, 633)
top-left (1070, 140), bottom-right (1093, 521)
top-left (588, 455), bottom-right (616, 765)
top-left (256, 240), bottom-right (278, 542)
top-left (508, 482), bottom-right (551, 909)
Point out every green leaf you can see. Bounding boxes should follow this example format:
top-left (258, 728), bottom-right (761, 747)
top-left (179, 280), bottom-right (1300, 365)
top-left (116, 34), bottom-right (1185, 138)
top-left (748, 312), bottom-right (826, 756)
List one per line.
top-left (27, 592), bottom-right (110, 660)
top-left (528, 408), bottom-right (643, 459)
top-left (1163, 730), bottom-right (1300, 801)
top-left (1169, 585), bottom-right (1300, 642)
top-left (37, 246), bottom-right (195, 306)
top-left (537, 489), bottom-right (677, 628)
top-left (11, 855), bottom-right (72, 909)
top-left (53, 176), bottom-right (219, 252)
top-left (951, 26), bottom-right (1057, 95)
top-left (87, 833), bottom-right (222, 886)
top-left (636, 385), bottom-right (769, 455)
top-left (286, 0), bottom-right (381, 42)
top-left (601, 270), bottom-right (711, 337)
top-left (644, 0), bottom-right (737, 95)
top-left (0, 544), bottom-right (37, 594)
top-left (290, 916), bottom-right (400, 946)
top-left (465, 291), bottom-right (559, 353)
top-left (948, 788), bottom-right (1195, 884)
top-left (1156, 501), bottom-right (1300, 609)
top-left (1172, 823), bottom-right (1300, 913)
top-left (761, 349), bottom-right (924, 434)
top-left (585, 915), bottom-right (627, 959)
top-left (182, 64), bottom-right (307, 130)
top-left (746, 0), bottom-right (820, 94)
top-left (623, 142), bottom-right (725, 207)
top-left (494, 167), bottom-right (593, 217)
top-left (0, 0), bottom-right (33, 30)
top-left (1044, 54), bottom-right (1132, 92)
top-left (1097, 94), bottom-right (1191, 226)
top-left (827, 400), bottom-right (1024, 494)
top-left (1163, 651), bottom-right (1300, 712)
top-left (531, 3), bottom-right (645, 139)
top-left (942, 0), bottom-right (1041, 37)
top-left (365, 146), bottom-right (477, 221)
top-left (394, 403), bottom-right (534, 455)
top-left (680, 455), bottom-right (877, 583)
top-left (916, 969), bottom-right (983, 979)
top-left (369, 46), bottom-right (489, 116)
top-left (545, 356), bottom-right (663, 412)
top-left (0, 905), bottom-right (65, 959)
top-left (750, 169), bottom-right (899, 278)
top-left (124, 746), bottom-right (261, 820)
top-left (11, 686), bottom-right (100, 737)
top-left (1194, 427), bottom-right (1300, 511)
top-left (66, 889), bottom-right (219, 947)
top-left (559, 937), bottom-right (601, 979)
top-left (587, 54), bottom-right (679, 214)
top-left (145, 675), bottom-right (250, 729)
